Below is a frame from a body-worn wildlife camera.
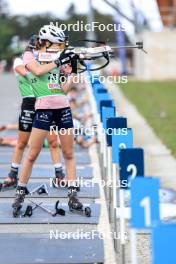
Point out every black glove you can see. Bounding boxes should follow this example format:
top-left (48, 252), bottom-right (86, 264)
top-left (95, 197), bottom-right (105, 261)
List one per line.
top-left (54, 50), bottom-right (78, 67)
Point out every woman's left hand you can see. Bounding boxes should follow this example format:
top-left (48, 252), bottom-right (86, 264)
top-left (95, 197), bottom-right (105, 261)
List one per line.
top-left (60, 64), bottom-right (72, 75)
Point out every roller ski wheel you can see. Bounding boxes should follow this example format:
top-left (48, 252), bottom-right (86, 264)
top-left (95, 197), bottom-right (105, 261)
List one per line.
top-left (0, 177), bottom-right (18, 192)
top-left (85, 206), bottom-right (91, 217)
top-left (12, 205), bottom-right (22, 218)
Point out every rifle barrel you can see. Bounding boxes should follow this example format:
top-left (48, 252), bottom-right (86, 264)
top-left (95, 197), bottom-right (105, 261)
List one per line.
top-left (111, 45), bottom-right (142, 49)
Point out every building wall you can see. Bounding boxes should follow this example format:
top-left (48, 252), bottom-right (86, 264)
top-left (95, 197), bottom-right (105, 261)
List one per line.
top-left (157, 0), bottom-right (176, 25)
top-left (134, 30), bottom-right (176, 80)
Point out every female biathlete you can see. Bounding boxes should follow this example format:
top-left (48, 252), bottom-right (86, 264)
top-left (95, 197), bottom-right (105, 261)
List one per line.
top-left (0, 35), bottom-right (65, 191)
top-left (12, 25), bottom-right (83, 214)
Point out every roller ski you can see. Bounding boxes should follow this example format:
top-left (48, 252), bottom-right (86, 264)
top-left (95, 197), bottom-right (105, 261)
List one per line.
top-left (12, 186), bottom-right (29, 218)
top-left (68, 187), bottom-right (91, 217)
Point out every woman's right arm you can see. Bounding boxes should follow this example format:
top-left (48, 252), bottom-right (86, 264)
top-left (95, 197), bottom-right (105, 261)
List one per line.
top-left (26, 60), bottom-right (57, 76)
top-left (24, 50), bottom-right (77, 76)
top-left (23, 51), bottom-right (57, 76)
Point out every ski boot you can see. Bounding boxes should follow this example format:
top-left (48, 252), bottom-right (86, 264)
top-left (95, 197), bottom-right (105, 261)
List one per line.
top-left (68, 186), bottom-right (91, 217)
top-left (0, 169), bottom-right (18, 192)
top-left (12, 186), bottom-right (29, 217)
top-left (52, 169), bottom-right (81, 191)
top-left (52, 168), bottom-right (66, 188)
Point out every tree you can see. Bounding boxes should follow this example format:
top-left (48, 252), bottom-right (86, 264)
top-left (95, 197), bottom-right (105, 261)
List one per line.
top-left (0, 0), bottom-right (14, 60)
top-left (102, 0), bottom-right (134, 24)
top-left (66, 3), bottom-right (76, 17)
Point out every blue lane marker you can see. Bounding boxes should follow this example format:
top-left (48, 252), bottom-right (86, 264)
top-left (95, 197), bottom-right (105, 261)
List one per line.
top-left (94, 90), bottom-right (106, 98)
top-left (102, 107), bottom-right (115, 129)
top-left (96, 94), bottom-right (111, 112)
top-left (94, 89), bottom-right (108, 98)
top-left (112, 128), bottom-right (133, 164)
top-left (106, 117), bottom-right (127, 146)
top-left (130, 177), bottom-right (160, 229)
top-left (152, 224), bottom-right (176, 264)
top-left (119, 148), bottom-right (144, 185)
top-left (90, 76), bottom-right (101, 85)
top-left (95, 88), bottom-right (107, 93)
top-left (100, 100), bottom-right (115, 121)
top-left (92, 83), bottom-right (105, 93)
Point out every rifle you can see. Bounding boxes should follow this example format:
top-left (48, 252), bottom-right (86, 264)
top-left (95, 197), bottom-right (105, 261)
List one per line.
top-left (38, 40), bottom-right (147, 73)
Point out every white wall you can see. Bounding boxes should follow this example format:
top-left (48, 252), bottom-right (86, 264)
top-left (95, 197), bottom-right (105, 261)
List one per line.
top-left (134, 30), bottom-right (176, 80)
